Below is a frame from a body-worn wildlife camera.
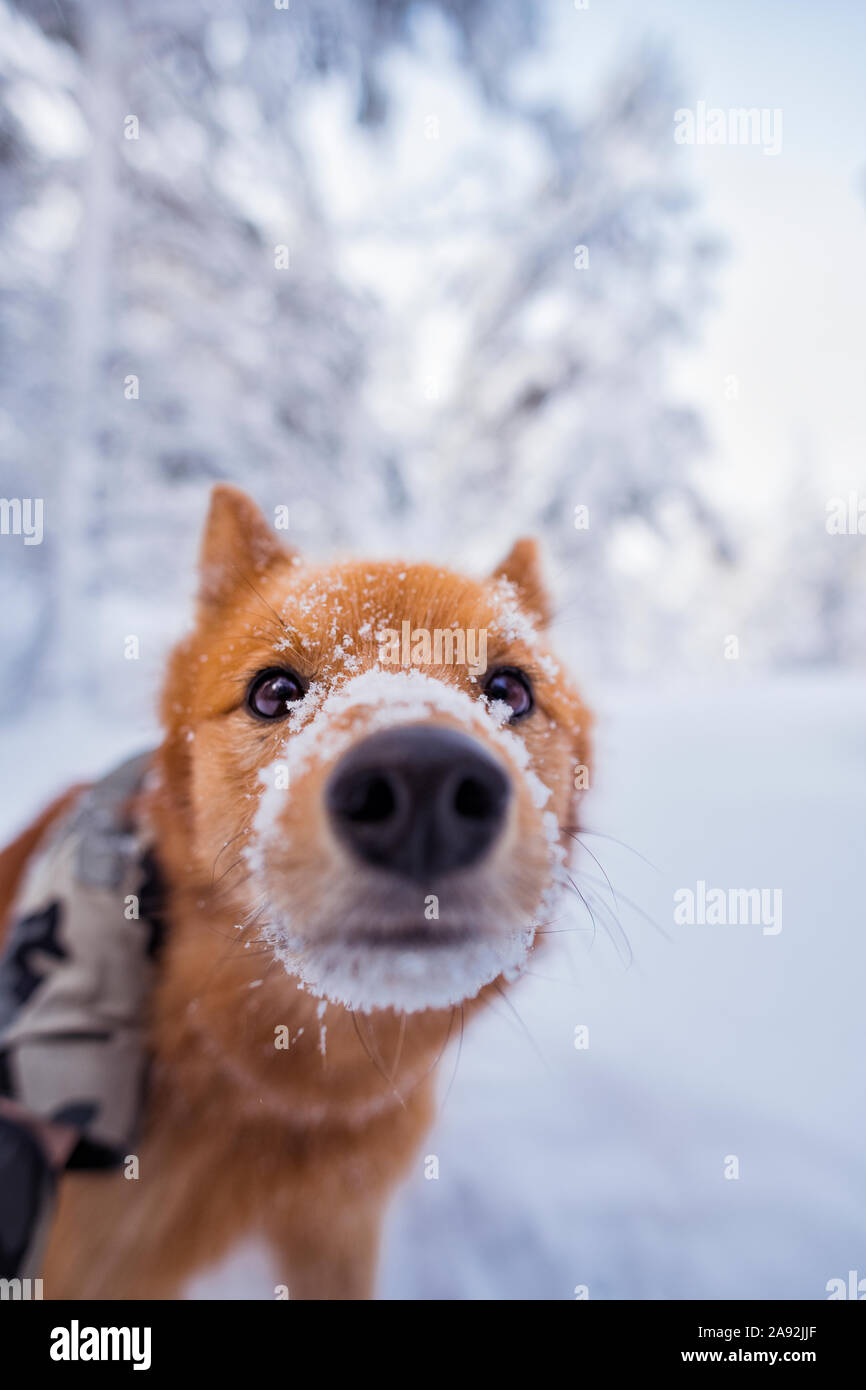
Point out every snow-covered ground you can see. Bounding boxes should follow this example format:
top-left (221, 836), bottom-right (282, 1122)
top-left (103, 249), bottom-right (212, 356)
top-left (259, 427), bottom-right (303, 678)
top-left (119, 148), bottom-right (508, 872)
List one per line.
top-left (2, 674), bottom-right (863, 1299)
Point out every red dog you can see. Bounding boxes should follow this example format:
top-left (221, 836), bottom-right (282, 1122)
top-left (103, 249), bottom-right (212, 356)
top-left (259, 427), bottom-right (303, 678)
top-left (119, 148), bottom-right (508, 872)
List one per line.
top-left (0, 485), bottom-right (591, 1299)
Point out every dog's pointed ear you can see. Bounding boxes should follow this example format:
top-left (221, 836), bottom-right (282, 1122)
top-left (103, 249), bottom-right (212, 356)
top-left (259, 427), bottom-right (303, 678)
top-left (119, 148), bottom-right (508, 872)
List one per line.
top-left (491, 537), bottom-right (552, 629)
top-left (198, 485), bottom-right (292, 611)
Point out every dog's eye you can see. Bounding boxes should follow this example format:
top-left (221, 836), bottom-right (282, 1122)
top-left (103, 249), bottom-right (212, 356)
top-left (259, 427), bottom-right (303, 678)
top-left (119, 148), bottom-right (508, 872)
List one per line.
top-left (246, 668), bottom-right (305, 719)
top-left (483, 667), bottom-right (533, 720)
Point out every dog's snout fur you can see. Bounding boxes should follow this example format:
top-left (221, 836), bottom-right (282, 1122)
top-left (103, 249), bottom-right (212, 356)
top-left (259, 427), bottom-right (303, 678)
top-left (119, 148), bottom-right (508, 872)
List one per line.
top-left (326, 724), bottom-right (511, 882)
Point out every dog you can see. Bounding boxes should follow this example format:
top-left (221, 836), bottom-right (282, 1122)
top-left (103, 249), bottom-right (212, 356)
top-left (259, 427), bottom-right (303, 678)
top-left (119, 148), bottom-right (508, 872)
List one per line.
top-left (0, 484), bottom-right (591, 1299)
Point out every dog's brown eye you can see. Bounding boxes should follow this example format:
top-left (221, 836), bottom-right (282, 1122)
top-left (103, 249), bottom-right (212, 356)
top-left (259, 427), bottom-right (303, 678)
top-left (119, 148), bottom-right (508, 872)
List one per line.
top-left (483, 667), bottom-right (533, 720)
top-left (246, 668), bottom-right (305, 719)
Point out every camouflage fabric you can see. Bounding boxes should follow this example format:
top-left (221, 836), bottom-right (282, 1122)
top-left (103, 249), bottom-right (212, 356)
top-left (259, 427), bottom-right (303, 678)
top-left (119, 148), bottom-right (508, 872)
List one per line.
top-left (0, 752), bottom-right (163, 1167)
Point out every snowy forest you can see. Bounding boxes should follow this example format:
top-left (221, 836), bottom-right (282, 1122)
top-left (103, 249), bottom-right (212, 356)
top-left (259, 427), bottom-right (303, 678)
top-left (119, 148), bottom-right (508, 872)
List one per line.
top-left (1, 0), bottom-right (862, 717)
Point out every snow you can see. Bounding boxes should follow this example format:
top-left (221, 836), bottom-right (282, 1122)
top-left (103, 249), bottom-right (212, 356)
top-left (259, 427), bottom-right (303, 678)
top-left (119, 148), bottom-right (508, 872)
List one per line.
top-left (488, 577), bottom-right (542, 647)
top-left (264, 919), bottom-right (541, 1018)
top-left (1, 673), bottom-right (862, 1298)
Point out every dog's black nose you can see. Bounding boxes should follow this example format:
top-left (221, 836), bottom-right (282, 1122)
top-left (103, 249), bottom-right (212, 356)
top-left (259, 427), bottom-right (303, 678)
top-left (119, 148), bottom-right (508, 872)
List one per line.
top-left (326, 725), bottom-right (510, 882)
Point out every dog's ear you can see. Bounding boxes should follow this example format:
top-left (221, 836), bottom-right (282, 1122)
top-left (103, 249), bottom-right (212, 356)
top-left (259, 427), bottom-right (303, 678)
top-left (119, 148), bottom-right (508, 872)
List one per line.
top-left (491, 537), bottom-right (552, 628)
top-left (198, 484), bottom-right (292, 611)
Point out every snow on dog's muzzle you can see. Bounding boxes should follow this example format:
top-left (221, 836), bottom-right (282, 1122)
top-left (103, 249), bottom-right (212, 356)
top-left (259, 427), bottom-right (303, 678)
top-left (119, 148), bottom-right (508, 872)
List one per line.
top-left (247, 668), bottom-right (564, 1013)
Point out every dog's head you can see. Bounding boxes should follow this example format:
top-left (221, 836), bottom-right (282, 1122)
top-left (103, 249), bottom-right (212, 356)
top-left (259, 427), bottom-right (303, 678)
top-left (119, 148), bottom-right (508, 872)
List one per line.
top-left (158, 485), bottom-right (591, 1015)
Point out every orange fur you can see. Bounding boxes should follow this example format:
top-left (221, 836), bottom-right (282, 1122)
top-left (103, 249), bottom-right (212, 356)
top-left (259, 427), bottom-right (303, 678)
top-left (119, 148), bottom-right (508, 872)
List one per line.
top-left (3, 486), bottom-right (591, 1300)
top-left (0, 787), bottom-right (86, 936)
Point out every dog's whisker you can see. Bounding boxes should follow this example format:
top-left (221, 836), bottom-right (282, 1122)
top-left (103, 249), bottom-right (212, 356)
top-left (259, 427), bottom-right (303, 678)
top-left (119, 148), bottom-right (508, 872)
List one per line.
top-left (565, 869), bottom-right (635, 965)
top-left (562, 825), bottom-right (660, 874)
top-left (388, 1010), bottom-right (407, 1086)
top-left (576, 871), bottom-right (672, 946)
top-left (535, 926), bottom-right (595, 934)
top-left (238, 902), bottom-right (269, 932)
top-left (439, 1004), bottom-right (465, 1112)
top-left (579, 885), bottom-right (635, 968)
top-left (417, 1004), bottom-right (459, 1088)
top-left (210, 829), bottom-right (247, 885)
top-left (358, 1010), bottom-right (391, 1078)
top-left (350, 1010), bottom-right (407, 1110)
top-left (566, 871), bottom-right (599, 950)
top-left (562, 828), bottom-right (619, 910)
top-left (211, 855), bottom-right (249, 888)
top-left (491, 980), bottom-right (553, 1079)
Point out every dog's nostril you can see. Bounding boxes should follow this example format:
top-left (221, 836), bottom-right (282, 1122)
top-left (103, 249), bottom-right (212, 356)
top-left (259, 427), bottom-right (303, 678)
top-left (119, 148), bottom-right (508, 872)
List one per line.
top-left (341, 774), bottom-right (396, 824)
top-left (453, 774), bottom-right (498, 821)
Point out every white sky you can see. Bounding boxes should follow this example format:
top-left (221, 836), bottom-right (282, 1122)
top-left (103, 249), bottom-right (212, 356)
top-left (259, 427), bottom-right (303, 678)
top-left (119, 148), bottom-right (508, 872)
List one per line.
top-left (525, 0), bottom-right (866, 516)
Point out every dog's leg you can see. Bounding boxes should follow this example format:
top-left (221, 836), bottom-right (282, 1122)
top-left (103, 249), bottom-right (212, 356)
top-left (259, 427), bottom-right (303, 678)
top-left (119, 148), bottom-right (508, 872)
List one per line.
top-left (265, 1195), bottom-right (385, 1301)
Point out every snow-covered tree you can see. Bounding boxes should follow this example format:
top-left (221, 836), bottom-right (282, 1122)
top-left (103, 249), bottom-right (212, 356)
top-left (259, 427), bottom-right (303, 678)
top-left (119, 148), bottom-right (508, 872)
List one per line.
top-left (0, 0), bottom-right (743, 706)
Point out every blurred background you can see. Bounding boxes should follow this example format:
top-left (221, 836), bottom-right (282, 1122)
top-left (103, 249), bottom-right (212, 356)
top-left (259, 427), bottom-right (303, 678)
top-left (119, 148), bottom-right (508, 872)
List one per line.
top-left (0, 0), bottom-right (864, 1299)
